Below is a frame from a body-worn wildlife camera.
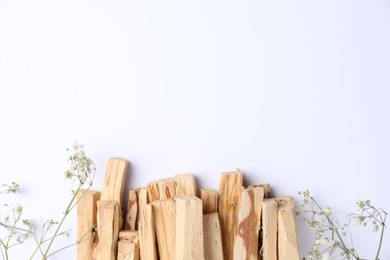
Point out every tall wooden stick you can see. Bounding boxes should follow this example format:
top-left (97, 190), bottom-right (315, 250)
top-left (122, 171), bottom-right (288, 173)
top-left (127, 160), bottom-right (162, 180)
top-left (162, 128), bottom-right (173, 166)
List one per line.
top-left (278, 205), bottom-right (299, 260)
top-left (124, 190), bottom-right (138, 231)
top-left (174, 196), bottom-right (204, 260)
top-left (203, 213), bottom-right (224, 260)
top-left (77, 189), bottom-right (100, 260)
top-left (138, 204), bottom-right (157, 260)
top-left (93, 201), bottom-right (120, 260)
top-left (200, 189), bottom-right (219, 214)
top-left (218, 170), bottom-right (243, 260)
top-left (233, 186), bottom-right (264, 260)
top-left (261, 199), bottom-right (278, 260)
top-left (174, 173), bottom-right (197, 196)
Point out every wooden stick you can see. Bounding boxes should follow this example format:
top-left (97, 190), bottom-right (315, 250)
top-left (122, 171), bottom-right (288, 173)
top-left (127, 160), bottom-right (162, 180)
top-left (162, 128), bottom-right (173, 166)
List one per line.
top-left (203, 213), bottom-right (224, 260)
top-left (93, 201), bottom-right (120, 260)
top-left (77, 189), bottom-right (100, 260)
top-left (200, 189), bottom-right (219, 214)
top-left (135, 187), bottom-right (147, 230)
top-left (278, 205), bottom-right (300, 260)
top-left (117, 240), bottom-right (139, 260)
top-left (261, 199), bottom-right (278, 260)
top-left (174, 196), bottom-right (204, 260)
top-left (124, 190), bottom-right (138, 231)
top-left (152, 199), bottom-right (175, 260)
top-left (218, 170), bottom-right (243, 260)
top-left (247, 184), bottom-right (271, 198)
top-left (174, 173), bottom-right (197, 196)
top-left (233, 186), bottom-right (264, 260)
top-left (117, 231), bottom-right (139, 260)
top-left (138, 204), bottom-right (157, 260)
top-left (100, 158), bottom-right (128, 229)
top-left (147, 178), bottom-right (176, 203)
top-left (273, 196), bottom-right (295, 207)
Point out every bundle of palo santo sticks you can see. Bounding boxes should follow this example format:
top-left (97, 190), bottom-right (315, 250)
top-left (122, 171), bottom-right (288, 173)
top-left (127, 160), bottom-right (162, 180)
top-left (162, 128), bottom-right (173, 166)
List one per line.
top-left (77, 158), bottom-right (299, 260)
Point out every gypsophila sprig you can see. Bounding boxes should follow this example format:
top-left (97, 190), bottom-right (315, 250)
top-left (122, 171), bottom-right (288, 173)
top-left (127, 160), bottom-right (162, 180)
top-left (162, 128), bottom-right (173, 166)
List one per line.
top-left (0, 192), bottom-right (35, 260)
top-left (29, 141), bottom-right (96, 260)
top-left (298, 190), bottom-right (387, 260)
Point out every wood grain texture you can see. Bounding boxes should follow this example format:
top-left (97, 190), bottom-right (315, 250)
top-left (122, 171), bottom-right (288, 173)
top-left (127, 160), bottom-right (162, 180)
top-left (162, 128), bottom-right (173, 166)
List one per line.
top-left (77, 189), bottom-right (100, 260)
top-left (117, 240), bottom-right (139, 260)
top-left (174, 196), bottom-right (204, 260)
top-left (273, 196), bottom-right (295, 207)
top-left (233, 186), bottom-right (264, 260)
top-left (261, 199), bottom-right (278, 260)
top-left (124, 190), bottom-right (138, 231)
top-left (174, 173), bottom-right (197, 196)
top-left (152, 199), bottom-right (175, 260)
top-left (203, 213), bottom-right (224, 260)
top-left (138, 204), bottom-right (157, 260)
top-left (278, 205), bottom-right (300, 260)
top-left (93, 201), bottom-right (120, 260)
top-left (247, 184), bottom-right (271, 198)
top-left (147, 178), bottom-right (176, 203)
top-left (135, 187), bottom-right (147, 230)
top-left (200, 189), bottom-right (219, 214)
top-left (218, 170), bottom-right (243, 260)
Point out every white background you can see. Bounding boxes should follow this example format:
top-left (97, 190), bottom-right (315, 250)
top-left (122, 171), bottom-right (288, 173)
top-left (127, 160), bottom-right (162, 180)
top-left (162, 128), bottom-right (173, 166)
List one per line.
top-left (1, 0), bottom-right (389, 259)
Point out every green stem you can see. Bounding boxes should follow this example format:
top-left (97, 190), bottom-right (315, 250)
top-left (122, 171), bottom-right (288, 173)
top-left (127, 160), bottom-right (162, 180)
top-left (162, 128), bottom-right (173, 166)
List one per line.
top-left (42, 182), bottom-right (83, 257)
top-left (375, 217), bottom-right (386, 260)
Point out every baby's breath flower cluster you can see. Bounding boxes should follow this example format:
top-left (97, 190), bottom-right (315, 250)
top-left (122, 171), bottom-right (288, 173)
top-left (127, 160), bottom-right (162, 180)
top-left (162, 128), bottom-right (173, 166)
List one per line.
top-left (297, 190), bottom-right (387, 260)
top-left (0, 185), bottom-right (36, 260)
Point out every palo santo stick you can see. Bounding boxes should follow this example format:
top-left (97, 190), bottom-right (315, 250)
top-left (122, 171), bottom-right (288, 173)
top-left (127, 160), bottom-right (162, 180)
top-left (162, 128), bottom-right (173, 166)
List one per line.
top-left (117, 240), bottom-right (139, 260)
top-left (278, 205), bottom-right (300, 260)
top-left (233, 186), bottom-right (264, 260)
top-left (147, 178), bottom-right (176, 203)
top-left (119, 230), bottom-right (138, 241)
top-left (124, 190), bottom-right (138, 231)
top-left (135, 188), bottom-right (147, 230)
top-left (218, 170), bottom-right (243, 260)
top-left (152, 199), bottom-right (175, 260)
top-left (273, 196), bottom-right (294, 207)
top-left (261, 199), bottom-right (278, 260)
top-left (77, 189), bottom-right (100, 260)
top-left (203, 213), bottom-right (224, 260)
top-left (100, 158), bottom-right (128, 229)
top-left (138, 204), bottom-right (157, 260)
top-left (93, 201), bottom-right (120, 260)
top-left (174, 173), bottom-right (197, 196)
top-left (247, 184), bottom-right (271, 198)
top-left (174, 196), bottom-right (204, 260)
top-left (200, 189), bottom-right (219, 214)
top-left (118, 231), bottom-right (139, 260)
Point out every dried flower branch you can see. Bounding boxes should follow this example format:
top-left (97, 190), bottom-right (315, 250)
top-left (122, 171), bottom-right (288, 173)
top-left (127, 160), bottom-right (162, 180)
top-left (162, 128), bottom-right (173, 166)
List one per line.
top-left (297, 189), bottom-right (387, 260)
top-left (30, 141), bottom-right (96, 260)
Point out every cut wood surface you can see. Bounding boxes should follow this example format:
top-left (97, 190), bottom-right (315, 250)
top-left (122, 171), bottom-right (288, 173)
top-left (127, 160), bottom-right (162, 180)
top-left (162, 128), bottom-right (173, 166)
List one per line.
top-left (119, 230), bottom-right (138, 241)
top-left (174, 196), bottom-right (205, 260)
top-left (261, 199), bottom-right (278, 260)
top-left (135, 187), bottom-right (147, 230)
top-left (247, 184), bottom-right (271, 198)
top-left (273, 196), bottom-right (295, 207)
top-left (174, 173), bottom-right (197, 196)
top-left (203, 212), bottom-right (224, 260)
top-left (100, 157), bottom-right (128, 207)
top-left (218, 170), bottom-right (243, 260)
top-left (152, 199), bottom-right (175, 260)
top-left (117, 240), bottom-right (139, 260)
top-left (147, 178), bottom-right (176, 203)
top-left (77, 189), bottom-right (100, 260)
top-left (233, 186), bottom-right (264, 260)
top-left (93, 201), bottom-right (120, 260)
top-left (138, 204), bottom-right (157, 260)
top-left (200, 189), bottom-right (219, 214)
top-left (278, 205), bottom-right (300, 260)
top-left (125, 190), bottom-right (138, 231)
